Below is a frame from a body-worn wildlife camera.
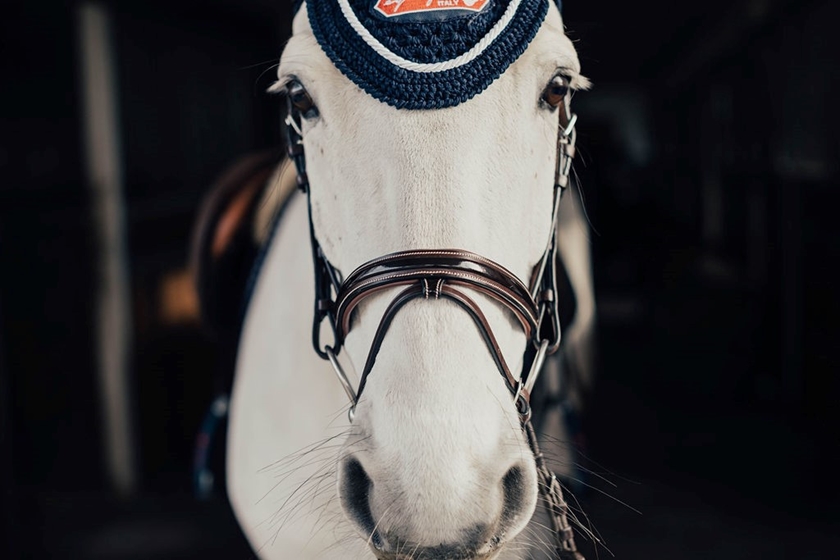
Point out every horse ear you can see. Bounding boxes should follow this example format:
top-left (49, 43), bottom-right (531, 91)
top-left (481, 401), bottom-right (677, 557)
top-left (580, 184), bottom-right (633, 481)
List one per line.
top-left (190, 149), bottom-right (283, 337)
top-left (291, 0), bottom-right (304, 16)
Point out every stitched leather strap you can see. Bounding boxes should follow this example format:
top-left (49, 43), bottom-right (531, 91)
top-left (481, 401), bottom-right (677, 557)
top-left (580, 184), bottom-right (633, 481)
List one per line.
top-left (333, 249), bottom-right (544, 408)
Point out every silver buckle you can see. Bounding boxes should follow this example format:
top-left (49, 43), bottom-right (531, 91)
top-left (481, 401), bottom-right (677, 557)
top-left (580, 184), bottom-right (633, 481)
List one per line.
top-left (325, 346), bottom-right (358, 421)
top-left (524, 339), bottom-right (549, 396)
top-left (284, 113), bottom-right (304, 139)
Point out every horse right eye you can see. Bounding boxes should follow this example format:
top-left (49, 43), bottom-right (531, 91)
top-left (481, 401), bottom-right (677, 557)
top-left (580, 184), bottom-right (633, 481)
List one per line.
top-left (287, 79), bottom-right (319, 119)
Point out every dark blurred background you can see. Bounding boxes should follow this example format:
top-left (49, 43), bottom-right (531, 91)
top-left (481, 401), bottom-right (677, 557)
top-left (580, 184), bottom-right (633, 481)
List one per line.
top-left (1, 0), bottom-right (838, 558)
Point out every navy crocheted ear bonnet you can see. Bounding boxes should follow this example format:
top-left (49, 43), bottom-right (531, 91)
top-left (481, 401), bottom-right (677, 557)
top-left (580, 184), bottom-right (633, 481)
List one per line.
top-left (291, 0), bottom-right (563, 109)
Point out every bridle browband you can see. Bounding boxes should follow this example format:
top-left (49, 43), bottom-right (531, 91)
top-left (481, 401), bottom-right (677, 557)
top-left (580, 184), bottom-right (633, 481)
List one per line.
top-left (285, 88), bottom-right (584, 560)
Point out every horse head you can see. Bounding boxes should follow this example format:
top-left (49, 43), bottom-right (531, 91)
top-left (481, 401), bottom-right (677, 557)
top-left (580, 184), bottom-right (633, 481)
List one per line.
top-left (228, 2), bottom-right (588, 558)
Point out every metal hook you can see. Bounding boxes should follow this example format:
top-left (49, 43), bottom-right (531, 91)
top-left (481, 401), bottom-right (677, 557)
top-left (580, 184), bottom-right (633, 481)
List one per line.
top-left (524, 339), bottom-right (549, 396)
top-left (562, 113), bottom-right (578, 138)
top-left (284, 113), bottom-right (304, 139)
top-left (325, 346), bottom-right (358, 415)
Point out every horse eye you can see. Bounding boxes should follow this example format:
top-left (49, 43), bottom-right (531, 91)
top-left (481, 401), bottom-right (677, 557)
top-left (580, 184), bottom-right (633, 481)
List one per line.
top-left (286, 79), bottom-right (319, 118)
top-left (541, 76), bottom-right (570, 108)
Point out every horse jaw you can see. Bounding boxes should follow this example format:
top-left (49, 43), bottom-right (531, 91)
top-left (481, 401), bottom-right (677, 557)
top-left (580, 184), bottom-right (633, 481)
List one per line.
top-left (235, 3), bottom-right (583, 557)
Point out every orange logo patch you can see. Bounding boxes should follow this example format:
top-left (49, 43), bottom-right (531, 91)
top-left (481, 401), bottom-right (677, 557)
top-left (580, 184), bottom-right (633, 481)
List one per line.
top-left (374, 0), bottom-right (491, 18)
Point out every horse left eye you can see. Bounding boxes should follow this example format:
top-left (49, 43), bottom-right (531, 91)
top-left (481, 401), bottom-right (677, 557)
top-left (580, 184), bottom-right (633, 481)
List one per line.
top-left (541, 76), bottom-right (570, 108)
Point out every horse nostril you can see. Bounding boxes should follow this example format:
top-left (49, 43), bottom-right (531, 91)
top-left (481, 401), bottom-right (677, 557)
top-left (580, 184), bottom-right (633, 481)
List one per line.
top-left (501, 464), bottom-right (529, 527)
top-left (339, 457), bottom-right (380, 546)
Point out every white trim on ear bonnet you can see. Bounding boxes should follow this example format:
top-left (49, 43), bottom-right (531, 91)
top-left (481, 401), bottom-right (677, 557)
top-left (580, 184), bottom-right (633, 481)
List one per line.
top-left (293, 0), bottom-right (563, 109)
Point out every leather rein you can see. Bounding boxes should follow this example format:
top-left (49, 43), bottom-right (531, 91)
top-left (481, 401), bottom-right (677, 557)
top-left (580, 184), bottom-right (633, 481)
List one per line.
top-left (285, 91), bottom-right (584, 560)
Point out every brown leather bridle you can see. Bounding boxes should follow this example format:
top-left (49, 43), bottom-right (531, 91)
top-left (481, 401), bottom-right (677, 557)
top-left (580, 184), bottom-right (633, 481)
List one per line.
top-left (285, 88), bottom-right (585, 560)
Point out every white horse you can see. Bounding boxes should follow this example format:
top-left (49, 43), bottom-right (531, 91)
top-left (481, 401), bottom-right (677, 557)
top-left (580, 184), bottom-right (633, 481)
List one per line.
top-left (225, 2), bottom-right (594, 558)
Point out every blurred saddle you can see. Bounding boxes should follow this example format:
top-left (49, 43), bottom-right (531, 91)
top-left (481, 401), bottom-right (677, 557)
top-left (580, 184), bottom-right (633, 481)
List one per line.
top-left (190, 149), bottom-right (297, 339)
